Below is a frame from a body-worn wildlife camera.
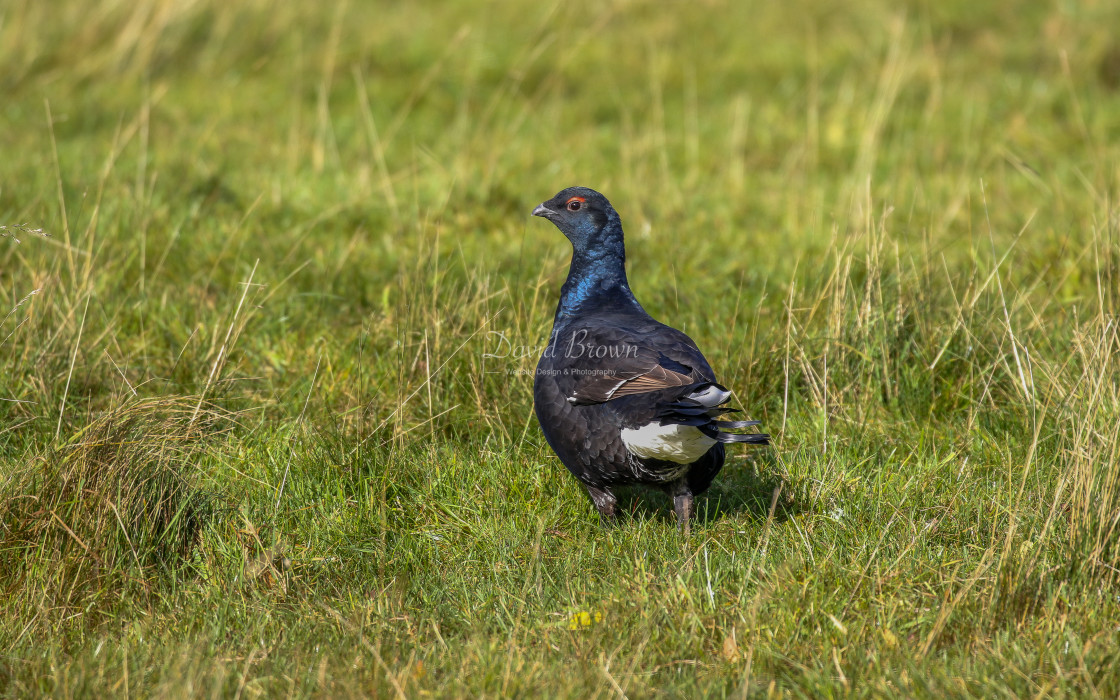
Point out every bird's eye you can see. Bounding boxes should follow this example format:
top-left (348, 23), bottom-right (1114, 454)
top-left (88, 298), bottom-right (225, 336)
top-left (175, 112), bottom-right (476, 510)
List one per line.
top-left (566, 199), bottom-right (582, 212)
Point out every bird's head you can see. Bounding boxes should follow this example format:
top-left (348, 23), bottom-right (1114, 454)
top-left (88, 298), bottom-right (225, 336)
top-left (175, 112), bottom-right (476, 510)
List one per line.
top-left (531, 186), bottom-right (619, 250)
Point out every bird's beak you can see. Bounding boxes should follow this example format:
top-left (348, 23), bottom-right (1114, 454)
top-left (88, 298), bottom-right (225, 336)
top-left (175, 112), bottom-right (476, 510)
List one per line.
top-left (532, 203), bottom-right (554, 219)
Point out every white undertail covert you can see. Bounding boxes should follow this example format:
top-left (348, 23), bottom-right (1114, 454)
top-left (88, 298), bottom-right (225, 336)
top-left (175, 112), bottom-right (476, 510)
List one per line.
top-left (621, 422), bottom-right (716, 464)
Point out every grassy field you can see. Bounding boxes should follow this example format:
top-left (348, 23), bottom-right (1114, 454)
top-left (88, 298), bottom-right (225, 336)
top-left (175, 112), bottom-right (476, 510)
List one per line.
top-left (2, 0), bottom-right (1120, 696)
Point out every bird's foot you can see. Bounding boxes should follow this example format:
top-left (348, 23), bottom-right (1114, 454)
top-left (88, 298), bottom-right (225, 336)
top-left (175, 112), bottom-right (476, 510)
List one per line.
top-left (671, 480), bottom-right (694, 536)
top-left (587, 485), bottom-right (619, 529)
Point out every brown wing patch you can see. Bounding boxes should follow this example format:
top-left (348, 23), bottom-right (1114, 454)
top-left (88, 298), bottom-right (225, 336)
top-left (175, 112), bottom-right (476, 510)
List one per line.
top-left (607, 364), bottom-right (694, 398)
top-left (567, 372), bottom-right (642, 405)
top-left (568, 364), bottom-right (696, 405)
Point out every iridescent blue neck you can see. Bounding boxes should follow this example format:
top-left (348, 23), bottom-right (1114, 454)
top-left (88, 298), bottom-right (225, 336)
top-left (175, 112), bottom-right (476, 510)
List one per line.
top-left (554, 240), bottom-right (639, 321)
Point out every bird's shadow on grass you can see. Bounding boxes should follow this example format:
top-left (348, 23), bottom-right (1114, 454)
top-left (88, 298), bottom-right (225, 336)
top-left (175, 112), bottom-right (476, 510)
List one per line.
top-left (621, 451), bottom-right (801, 527)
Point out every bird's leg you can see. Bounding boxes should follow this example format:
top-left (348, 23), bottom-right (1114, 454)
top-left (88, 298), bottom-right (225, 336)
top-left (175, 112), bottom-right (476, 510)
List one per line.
top-left (586, 485), bottom-right (618, 528)
top-left (669, 479), bottom-right (694, 536)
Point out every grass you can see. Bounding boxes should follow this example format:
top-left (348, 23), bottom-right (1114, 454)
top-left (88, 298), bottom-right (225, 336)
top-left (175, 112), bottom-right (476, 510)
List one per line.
top-left (2, 0), bottom-right (1120, 696)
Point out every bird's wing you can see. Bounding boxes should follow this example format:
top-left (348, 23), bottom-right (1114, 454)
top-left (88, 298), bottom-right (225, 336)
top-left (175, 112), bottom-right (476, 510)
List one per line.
top-left (567, 357), bottom-right (695, 405)
top-left (548, 321), bottom-right (713, 406)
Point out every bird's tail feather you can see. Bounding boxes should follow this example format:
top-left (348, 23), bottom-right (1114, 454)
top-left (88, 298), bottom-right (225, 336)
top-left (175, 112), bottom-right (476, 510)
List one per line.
top-left (657, 382), bottom-right (770, 447)
top-left (713, 419), bottom-right (760, 429)
top-left (713, 431), bottom-right (770, 444)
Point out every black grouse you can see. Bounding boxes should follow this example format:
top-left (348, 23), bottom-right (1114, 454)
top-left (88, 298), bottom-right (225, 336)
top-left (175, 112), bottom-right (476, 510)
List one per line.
top-left (531, 186), bottom-right (769, 531)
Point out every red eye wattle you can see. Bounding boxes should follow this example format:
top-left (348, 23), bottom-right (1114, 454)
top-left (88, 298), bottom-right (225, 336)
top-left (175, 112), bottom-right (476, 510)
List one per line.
top-left (566, 197), bottom-right (584, 212)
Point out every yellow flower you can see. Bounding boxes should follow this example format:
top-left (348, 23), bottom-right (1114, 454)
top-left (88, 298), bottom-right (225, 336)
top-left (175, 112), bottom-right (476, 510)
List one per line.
top-left (568, 610), bottom-right (604, 630)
